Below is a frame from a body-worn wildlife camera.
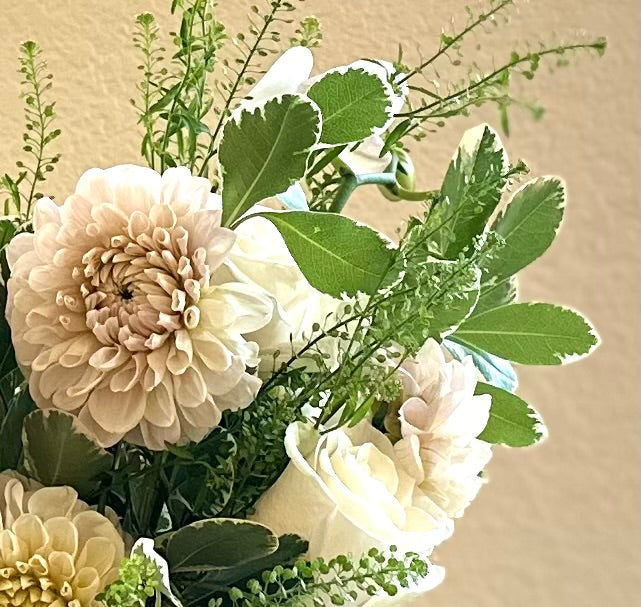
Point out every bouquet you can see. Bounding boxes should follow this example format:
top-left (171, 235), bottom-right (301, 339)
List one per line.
top-left (0, 2), bottom-right (605, 606)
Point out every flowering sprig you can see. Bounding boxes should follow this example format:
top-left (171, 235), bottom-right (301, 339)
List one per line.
top-left (225, 548), bottom-right (429, 607)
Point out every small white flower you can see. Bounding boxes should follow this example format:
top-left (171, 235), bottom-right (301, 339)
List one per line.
top-left (6, 165), bottom-right (273, 450)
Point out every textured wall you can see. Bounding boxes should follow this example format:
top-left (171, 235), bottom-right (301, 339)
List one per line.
top-left (0, 1), bottom-right (638, 605)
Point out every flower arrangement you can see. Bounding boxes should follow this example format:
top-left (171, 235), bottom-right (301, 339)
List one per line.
top-left (0, 2), bottom-right (605, 606)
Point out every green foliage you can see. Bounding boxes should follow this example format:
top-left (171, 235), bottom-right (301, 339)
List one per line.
top-left (22, 409), bottom-right (113, 498)
top-left (224, 547), bottom-right (430, 607)
top-left (1, 41), bottom-right (60, 219)
top-left (476, 382), bottom-right (546, 446)
top-left (165, 519), bottom-right (279, 573)
top-left (483, 177), bottom-right (565, 280)
top-left (258, 211), bottom-right (397, 297)
top-left (454, 302), bottom-right (600, 365)
top-left (428, 124), bottom-right (509, 259)
top-left (290, 16), bottom-right (322, 49)
top-left (165, 427), bottom-right (237, 525)
top-left (132, 2), bottom-right (226, 172)
top-left (219, 95), bottom-right (321, 227)
top-left (306, 66), bottom-right (394, 145)
top-left (198, 0), bottom-right (301, 178)
top-left (100, 552), bottom-right (165, 607)
top-left (0, 390), bottom-right (35, 470)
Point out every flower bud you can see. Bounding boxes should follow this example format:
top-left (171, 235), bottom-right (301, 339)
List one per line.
top-left (379, 148), bottom-right (416, 201)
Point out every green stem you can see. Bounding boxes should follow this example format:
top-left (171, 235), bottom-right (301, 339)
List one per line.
top-left (329, 172), bottom-right (398, 213)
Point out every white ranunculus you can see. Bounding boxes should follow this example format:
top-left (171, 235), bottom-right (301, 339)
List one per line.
top-left (220, 212), bottom-right (346, 372)
top-left (6, 165), bottom-right (274, 450)
top-left (250, 420), bottom-right (453, 560)
top-left (393, 339), bottom-right (493, 519)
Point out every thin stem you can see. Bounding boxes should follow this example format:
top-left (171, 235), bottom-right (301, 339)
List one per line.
top-left (399, 42), bottom-right (603, 120)
top-left (397, 0), bottom-right (513, 85)
top-left (197, 1), bottom-right (284, 177)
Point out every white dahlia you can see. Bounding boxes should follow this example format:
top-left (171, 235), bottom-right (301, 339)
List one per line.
top-left (6, 165), bottom-right (273, 449)
top-left (393, 339), bottom-right (493, 519)
top-left (0, 472), bottom-right (125, 607)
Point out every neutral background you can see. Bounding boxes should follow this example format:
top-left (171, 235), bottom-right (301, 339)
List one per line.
top-left (0, 2), bottom-right (638, 605)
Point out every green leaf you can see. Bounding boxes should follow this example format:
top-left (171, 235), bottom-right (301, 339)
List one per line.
top-left (0, 390), bottom-right (35, 469)
top-left (167, 428), bottom-right (237, 524)
top-left (444, 339), bottom-right (517, 392)
top-left (306, 65), bottom-right (393, 145)
top-left (219, 94), bottom-right (321, 227)
top-left (185, 535), bottom-right (308, 593)
top-left (22, 410), bottom-right (113, 497)
top-left (429, 124), bottom-right (508, 259)
top-left (474, 276), bottom-right (517, 316)
top-left (484, 177), bottom-right (565, 280)
top-left (165, 519), bottom-right (279, 573)
top-left (476, 382), bottom-right (546, 447)
top-left (0, 219), bottom-right (17, 251)
top-left (453, 302), bottom-right (600, 365)
top-left (258, 211), bottom-right (396, 297)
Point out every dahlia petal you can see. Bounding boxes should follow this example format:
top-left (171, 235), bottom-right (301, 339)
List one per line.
top-left (172, 366), bottom-right (207, 408)
top-left (6, 233), bottom-right (35, 272)
top-left (143, 382), bottom-right (176, 428)
top-left (43, 518), bottom-right (78, 557)
top-left (86, 385), bottom-right (145, 435)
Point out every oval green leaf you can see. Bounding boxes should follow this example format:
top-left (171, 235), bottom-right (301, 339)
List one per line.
top-left (306, 65), bottom-right (393, 145)
top-left (257, 211), bottom-right (396, 297)
top-left (484, 177), bottom-right (565, 280)
top-left (476, 382), bottom-right (546, 447)
top-left (22, 409), bottom-right (113, 497)
top-left (453, 302), bottom-right (600, 365)
top-left (219, 94), bottom-right (321, 227)
top-left (165, 518), bottom-right (279, 573)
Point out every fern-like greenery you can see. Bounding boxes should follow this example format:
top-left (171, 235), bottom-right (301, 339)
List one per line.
top-left (1, 41), bottom-right (60, 219)
top-left (224, 548), bottom-right (430, 607)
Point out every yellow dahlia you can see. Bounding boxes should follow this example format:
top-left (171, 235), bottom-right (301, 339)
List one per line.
top-left (0, 473), bottom-right (125, 607)
top-left (6, 165), bottom-right (273, 449)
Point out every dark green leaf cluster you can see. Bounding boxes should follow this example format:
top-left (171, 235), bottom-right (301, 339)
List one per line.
top-left (1, 41), bottom-right (60, 218)
top-left (224, 547), bottom-right (429, 607)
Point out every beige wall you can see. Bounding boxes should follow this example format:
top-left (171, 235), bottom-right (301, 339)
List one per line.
top-left (1, 1), bottom-right (638, 605)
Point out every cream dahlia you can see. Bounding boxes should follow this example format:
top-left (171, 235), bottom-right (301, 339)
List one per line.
top-left (0, 472), bottom-right (125, 607)
top-left (392, 339), bottom-right (493, 519)
top-left (6, 165), bottom-right (273, 449)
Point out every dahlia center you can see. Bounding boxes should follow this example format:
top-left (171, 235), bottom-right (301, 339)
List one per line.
top-left (0, 565), bottom-right (76, 607)
top-left (70, 216), bottom-right (208, 353)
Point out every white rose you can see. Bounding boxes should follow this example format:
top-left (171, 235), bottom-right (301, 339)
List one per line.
top-left (221, 213), bottom-right (346, 372)
top-left (250, 420), bottom-right (453, 560)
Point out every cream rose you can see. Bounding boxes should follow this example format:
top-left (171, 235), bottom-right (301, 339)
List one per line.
top-left (250, 421), bottom-right (453, 560)
top-left (0, 472), bottom-right (125, 607)
top-left (393, 339), bottom-right (493, 519)
top-left (220, 213), bottom-right (346, 372)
